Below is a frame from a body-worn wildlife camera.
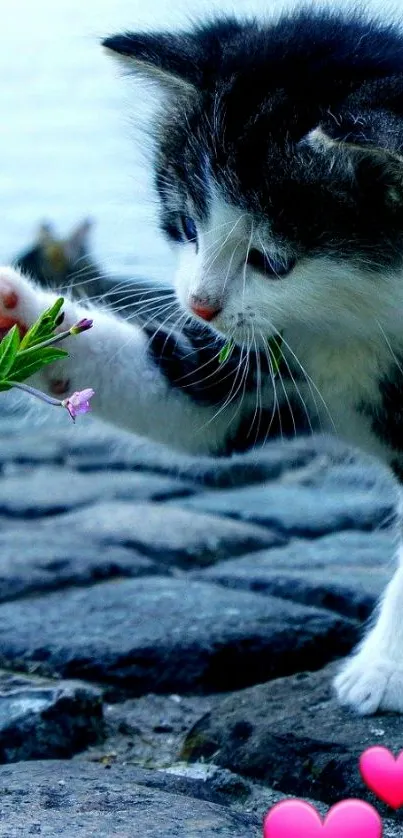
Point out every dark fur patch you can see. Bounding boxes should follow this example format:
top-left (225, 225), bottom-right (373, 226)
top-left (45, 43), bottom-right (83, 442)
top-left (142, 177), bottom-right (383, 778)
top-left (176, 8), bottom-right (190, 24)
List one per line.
top-left (145, 320), bottom-right (262, 407)
top-left (145, 319), bottom-right (313, 454)
top-left (104, 11), bottom-right (403, 100)
top-left (223, 400), bottom-right (314, 455)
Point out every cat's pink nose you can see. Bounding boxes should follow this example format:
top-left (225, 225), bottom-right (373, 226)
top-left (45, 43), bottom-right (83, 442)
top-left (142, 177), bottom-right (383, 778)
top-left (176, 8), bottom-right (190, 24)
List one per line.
top-left (189, 299), bottom-right (222, 322)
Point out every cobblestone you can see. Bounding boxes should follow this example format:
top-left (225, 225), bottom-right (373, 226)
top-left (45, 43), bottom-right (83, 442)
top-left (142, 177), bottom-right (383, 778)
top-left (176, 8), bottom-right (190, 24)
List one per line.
top-left (0, 410), bottom-right (398, 834)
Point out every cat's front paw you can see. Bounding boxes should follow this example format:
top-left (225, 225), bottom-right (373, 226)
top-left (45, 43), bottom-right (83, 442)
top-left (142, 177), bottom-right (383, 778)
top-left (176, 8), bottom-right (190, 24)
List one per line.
top-left (0, 266), bottom-right (71, 395)
top-left (334, 652), bottom-right (403, 714)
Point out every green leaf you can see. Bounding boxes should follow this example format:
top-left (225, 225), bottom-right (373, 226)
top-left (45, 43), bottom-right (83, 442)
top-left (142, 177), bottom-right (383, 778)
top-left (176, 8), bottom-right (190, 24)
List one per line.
top-left (0, 380), bottom-right (12, 392)
top-left (8, 347), bottom-right (68, 383)
top-left (219, 340), bottom-right (235, 364)
top-left (19, 297), bottom-right (65, 351)
top-left (0, 325), bottom-right (20, 379)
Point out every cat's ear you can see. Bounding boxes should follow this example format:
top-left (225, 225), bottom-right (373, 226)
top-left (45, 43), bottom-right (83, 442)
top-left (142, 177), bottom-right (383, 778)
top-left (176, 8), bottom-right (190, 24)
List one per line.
top-left (102, 19), bottom-right (243, 96)
top-left (64, 218), bottom-right (93, 261)
top-left (102, 31), bottom-right (202, 96)
top-left (37, 222), bottom-right (55, 246)
top-left (68, 218), bottom-right (93, 248)
top-left (307, 126), bottom-right (403, 206)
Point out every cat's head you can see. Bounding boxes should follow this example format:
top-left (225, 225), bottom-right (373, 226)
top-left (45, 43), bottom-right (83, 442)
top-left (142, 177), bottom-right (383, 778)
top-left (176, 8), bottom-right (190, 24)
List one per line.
top-left (104, 9), bottom-right (403, 343)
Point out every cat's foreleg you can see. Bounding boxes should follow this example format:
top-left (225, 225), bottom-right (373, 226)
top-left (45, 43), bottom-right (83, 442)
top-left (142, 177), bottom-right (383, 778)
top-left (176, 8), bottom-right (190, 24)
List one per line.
top-left (0, 267), bottom-right (259, 455)
top-left (334, 538), bottom-right (403, 714)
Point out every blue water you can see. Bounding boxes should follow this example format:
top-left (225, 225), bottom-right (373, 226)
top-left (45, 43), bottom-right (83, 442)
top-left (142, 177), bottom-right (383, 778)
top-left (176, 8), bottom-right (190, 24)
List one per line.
top-left (0, 0), bottom-right (393, 281)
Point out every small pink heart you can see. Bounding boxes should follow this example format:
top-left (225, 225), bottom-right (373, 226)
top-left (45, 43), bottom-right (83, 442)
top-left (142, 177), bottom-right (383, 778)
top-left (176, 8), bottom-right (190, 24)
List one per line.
top-left (360, 746), bottom-right (403, 809)
top-left (263, 799), bottom-right (382, 838)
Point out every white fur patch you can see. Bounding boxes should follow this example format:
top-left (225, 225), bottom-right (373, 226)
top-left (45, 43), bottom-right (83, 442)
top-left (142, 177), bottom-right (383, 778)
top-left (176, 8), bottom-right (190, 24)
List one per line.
top-left (335, 540), bottom-right (403, 714)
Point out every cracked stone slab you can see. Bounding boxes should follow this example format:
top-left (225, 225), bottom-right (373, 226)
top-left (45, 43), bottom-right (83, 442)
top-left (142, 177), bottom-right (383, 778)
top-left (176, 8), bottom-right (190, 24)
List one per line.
top-left (77, 692), bottom-right (221, 770)
top-left (0, 670), bottom-right (104, 763)
top-left (0, 529), bottom-right (161, 603)
top-left (69, 435), bottom-right (323, 487)
top-left (0, 760), bottom-right (261, 837)
top-left (36, 501), bottom-right (285, 567)
top-left (159, 763), bottom-right (402, 833)
top-left (170, 474), bottom-right (395, 536)
top-left (195, 530), bottom-right (394, 620)
top-left (0, 435), bottom-right (66, 467)
top-left (0, 759), bottom-right (399, 837)
top-left (0, 466), bottom-right (196, 517)
top-left (0, 418), bottom-right (353, 487)
top-left (182, 662), bottom-right (403, 822)
top-left (0, 578), bottom-right (357, 693)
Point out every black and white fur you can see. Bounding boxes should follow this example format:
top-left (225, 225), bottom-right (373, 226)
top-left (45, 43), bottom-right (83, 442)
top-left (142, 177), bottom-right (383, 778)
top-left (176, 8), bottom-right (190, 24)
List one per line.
top-left (4, 6), bottom-right (403, 713)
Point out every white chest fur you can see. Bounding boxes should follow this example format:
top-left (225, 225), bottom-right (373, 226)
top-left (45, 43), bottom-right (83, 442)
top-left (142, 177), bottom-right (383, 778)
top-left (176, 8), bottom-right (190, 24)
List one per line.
top-left (283, 328), bottom-right (400, 465)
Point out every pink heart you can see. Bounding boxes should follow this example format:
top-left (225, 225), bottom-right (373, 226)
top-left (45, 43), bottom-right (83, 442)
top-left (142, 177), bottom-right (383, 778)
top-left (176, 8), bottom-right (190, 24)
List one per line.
top-left (360, 746), bottom-right (403, 809)
top-left (263, 799), bottom-right (382, 838)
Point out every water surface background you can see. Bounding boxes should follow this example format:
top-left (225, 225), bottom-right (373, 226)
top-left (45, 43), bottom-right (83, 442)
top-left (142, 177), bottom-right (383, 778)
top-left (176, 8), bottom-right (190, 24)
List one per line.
top-left (0, 0), bottom-right (396, 283)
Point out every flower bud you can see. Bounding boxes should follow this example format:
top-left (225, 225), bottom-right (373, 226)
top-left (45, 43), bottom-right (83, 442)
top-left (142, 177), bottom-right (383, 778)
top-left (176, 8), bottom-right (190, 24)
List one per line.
top-left (70, 318), bottom-right (93, 335)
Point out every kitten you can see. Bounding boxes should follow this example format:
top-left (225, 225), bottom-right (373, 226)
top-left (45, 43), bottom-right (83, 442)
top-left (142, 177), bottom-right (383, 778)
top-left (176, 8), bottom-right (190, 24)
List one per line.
top-left (2, 6), bottom-right (403, 713)
top-left (13, 220), bottom-right (102, 297)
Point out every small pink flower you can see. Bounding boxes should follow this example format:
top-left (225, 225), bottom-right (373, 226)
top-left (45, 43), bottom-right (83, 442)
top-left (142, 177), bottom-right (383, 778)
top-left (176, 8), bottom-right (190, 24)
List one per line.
top-left (62, 388), bottom-right (95, 421)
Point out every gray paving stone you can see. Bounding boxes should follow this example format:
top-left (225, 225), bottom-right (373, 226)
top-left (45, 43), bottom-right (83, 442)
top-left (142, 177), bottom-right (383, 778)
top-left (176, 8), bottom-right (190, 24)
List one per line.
top-left (70, 435), bottom-right (323, 487)
top-left (0, 760), bottom-right (261, 837)
top-left (170, 480), bottom-right (395, 536)
top-left (0, 440), bottom-right (65, 476)
top-left (0, 466), bottom-right (195, 517)
top-left (161, 763), bottom-right (401, 833)
top-left (0, 418), bottom-right (353, 488)
top-left (0, 420), bottom-right (175, 474)
top-left (384, 822), bottom-right (403, 837)
top-left (0, 530), bottom-right (160, 603)
top-left (0, 578), bottom-right (357, 693)
top-left (281, 452), bottom-right (396, 490)
top-left (37, 500), bottom-right (285, 567)
top-left (0, 759), bottom-right (399, 838)
top-left (195, 531), bottom-right (395, 620)
top-left (0, 670), bottom-right (103, 763)
top-left (182, 662), bottom-right (403, 822)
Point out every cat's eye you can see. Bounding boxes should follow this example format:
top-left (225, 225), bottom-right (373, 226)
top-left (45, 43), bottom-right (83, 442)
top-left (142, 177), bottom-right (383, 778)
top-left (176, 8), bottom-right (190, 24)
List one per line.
top-left (180, 215), bottom-right (198, 244)
top-left (247, 248), bottom-right (295, 278)
top-left (163, 215), bottom-right (198, 247)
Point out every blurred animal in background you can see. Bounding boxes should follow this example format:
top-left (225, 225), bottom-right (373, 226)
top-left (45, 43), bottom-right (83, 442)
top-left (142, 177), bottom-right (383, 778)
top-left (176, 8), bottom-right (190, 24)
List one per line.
top-left (13, 219), bottom-right (102, 299)
top-left (13, 219), bottom-right (179, 327)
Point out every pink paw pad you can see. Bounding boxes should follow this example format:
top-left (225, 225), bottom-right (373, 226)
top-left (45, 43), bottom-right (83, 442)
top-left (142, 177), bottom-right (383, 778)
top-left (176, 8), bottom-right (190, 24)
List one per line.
top-left (0, 282), bottom-right (26, 337)
top-left (3, 289), bottom-right (18, 310)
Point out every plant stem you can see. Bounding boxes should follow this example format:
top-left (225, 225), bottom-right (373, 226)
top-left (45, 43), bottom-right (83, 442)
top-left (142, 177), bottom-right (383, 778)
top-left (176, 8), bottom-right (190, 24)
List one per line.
top-left (9, 381), bottom-right (62, 406)
top-left (18, 328), bottom-right (73, 355)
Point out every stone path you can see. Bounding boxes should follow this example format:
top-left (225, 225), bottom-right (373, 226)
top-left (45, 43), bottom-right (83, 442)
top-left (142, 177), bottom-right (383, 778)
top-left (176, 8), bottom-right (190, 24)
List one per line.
top-left (0, 400), bottom-right (401, 835)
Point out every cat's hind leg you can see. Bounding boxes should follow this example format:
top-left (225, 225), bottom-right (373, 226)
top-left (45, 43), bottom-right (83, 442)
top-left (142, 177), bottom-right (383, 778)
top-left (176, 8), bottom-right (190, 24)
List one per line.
top-left (334, 542), bottom-right (403, 714)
